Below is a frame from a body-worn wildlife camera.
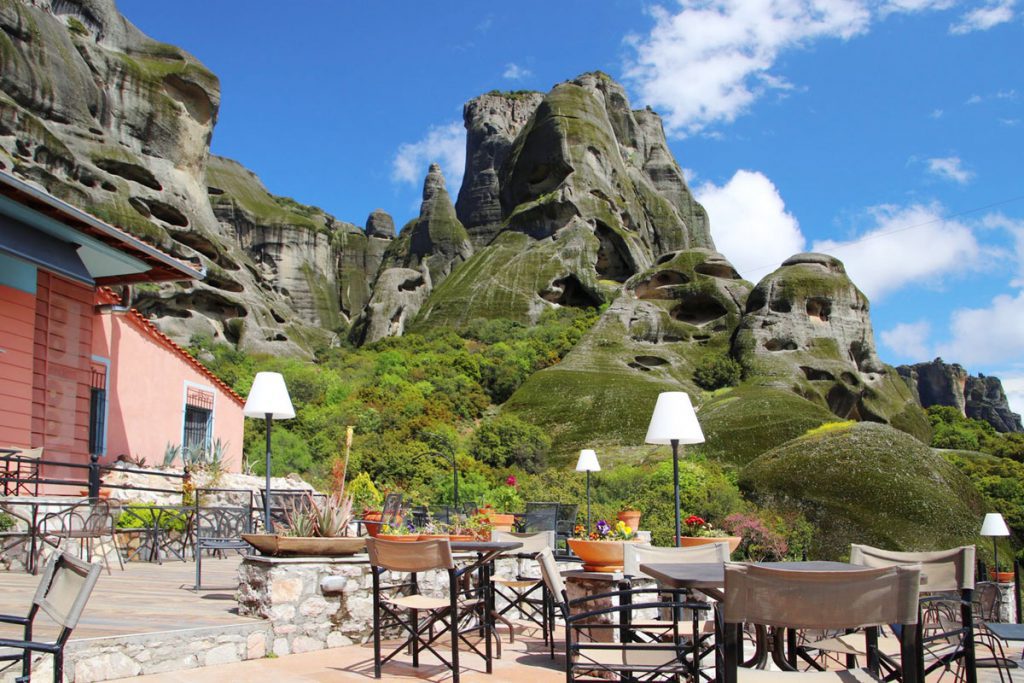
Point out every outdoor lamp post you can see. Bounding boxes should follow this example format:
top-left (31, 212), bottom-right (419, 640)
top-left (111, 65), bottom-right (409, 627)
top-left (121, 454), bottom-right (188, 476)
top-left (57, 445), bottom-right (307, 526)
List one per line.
top-left (430, 451), bottom-right (459, 510)
top-left (243, 371), bottom-right (295, 531)
top-left (981, 512), bottom-right (1011, 578)
top-left (645, 392), bottom-right (705, 547)
top-left (576, 449), bottom-right (600, 532)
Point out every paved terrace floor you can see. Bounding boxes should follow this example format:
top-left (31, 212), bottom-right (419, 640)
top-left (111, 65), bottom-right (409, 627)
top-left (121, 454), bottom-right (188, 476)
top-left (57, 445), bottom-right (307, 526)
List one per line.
top-left (0, 556), bottom-right (254, 641)
top-left (1, 557), bottom-right (1021, 682)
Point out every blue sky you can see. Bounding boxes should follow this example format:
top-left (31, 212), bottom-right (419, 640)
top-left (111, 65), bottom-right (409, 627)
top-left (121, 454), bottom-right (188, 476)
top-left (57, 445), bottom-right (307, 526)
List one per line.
top-left (119, 1), bottom-right (1024, 413)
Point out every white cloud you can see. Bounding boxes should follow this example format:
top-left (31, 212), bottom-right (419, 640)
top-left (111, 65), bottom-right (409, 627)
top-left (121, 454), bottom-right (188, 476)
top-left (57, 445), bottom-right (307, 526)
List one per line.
top-left (1000, 374), bottom-right (1024, 417)
top-left (391, 122), bottom-right (466, 192)
top-left (880, 320), bottom-right (933, 360)
top-left (811, 203), bottom-right (982, 300)
top-left (503, 63), bottom-right (532, 80)
top-left (936, 291), bottom-right (1024, 365)
top-left (982, 213), bottom-right (1024, 286)
top-left (950, 0), bottom-right (1015, 34)
top-left (622, 0), bottom-right (963, 137)
top-left (926, 156), bottom-right (974, 184)
top-left (696, 170), bottom-right (805, 279)
top-left (929, 108), bottom-right (944, 119)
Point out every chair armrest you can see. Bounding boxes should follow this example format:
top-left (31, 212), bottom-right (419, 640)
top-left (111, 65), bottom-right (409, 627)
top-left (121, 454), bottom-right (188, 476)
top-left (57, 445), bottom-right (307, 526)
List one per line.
top-left (0, 614), bottom-right (30, 626)
top-left (0, 638), bottom-right (60, 654)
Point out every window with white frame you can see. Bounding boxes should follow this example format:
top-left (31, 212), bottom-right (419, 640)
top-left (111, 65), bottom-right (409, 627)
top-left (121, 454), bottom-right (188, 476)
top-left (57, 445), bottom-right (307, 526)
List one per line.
top-left (183, 386), bottom-right (214, 459)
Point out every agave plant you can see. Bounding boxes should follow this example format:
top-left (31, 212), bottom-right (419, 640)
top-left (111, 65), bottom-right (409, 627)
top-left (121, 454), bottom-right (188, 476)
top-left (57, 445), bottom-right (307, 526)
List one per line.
top-left (281, 497), bottom-right (317, 537)
top-left (162, 443), bottom-right (180, 468)
top-left (311, 493), bottom-right (354, 538)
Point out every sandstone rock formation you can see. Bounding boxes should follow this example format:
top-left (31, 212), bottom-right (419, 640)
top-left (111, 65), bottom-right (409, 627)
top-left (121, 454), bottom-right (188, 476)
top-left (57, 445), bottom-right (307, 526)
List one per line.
top-left (456, 90), bottom-right (544, 248)
top-left (418, 72), bottom-right (712, 330)
top-left (898, 358), bottom-right (1023, 433)
top-left (366, 209), bottom-right (395, 239)
top-left (733, 253), bottom-right (929, 439)
top-left (349, 165), bottom-right (469, 345)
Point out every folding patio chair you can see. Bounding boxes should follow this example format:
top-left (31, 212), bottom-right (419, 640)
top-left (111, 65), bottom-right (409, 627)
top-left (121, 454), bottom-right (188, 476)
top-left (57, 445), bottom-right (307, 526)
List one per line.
top-left (366, 537), bottom-right (486, 683)
top-left (0, 552), bottom-right (102, 683)
top-left (38, 499), bottom-right (123, 575)
top-left (490, 530), bottom-right (554, 644)
top-left (721, 562), bottom-right (922, 683)
top-left (805, 545), bottom-right (977, 683)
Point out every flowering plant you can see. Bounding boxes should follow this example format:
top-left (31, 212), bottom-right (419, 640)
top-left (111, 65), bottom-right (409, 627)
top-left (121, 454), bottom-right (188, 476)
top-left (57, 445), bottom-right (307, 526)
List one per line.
top-left (380, 519), bottom-right (416, 536)
top-left (572, 519), bottom-right (637, 541)
top-left (679, 515), bottom-right (728, 538)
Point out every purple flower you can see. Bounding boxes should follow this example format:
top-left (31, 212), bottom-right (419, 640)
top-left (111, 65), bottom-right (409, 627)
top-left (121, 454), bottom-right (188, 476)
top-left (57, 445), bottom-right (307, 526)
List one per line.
top-left (596, 519), bottom-right (611, 536)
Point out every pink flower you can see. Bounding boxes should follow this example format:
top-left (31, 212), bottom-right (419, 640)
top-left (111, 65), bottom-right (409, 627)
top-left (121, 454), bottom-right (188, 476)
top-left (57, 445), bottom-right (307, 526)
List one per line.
top-left (505, 475), bottom-right (517, 487)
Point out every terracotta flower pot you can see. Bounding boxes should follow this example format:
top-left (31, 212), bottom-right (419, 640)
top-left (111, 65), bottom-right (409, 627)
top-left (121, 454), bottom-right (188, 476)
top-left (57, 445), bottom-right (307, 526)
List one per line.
top-left (376, 535), bottom-right (420, 543)
top-left (675, 535), bottom-right (743, 554)
top-left (990, 570), bottom-right (1015, 583)
top-left (482, 510), bottom-right (515, 532)
top-left (417, 534), bottom-right (449, 541)
top-left (362, 510), bottom-right (403, 538)
top-left (448, 534), bottom-right (474, 542)
top-left (617, 509), bottom-right (641, 531)
top-left (568, 539), bottom-right (641, 572)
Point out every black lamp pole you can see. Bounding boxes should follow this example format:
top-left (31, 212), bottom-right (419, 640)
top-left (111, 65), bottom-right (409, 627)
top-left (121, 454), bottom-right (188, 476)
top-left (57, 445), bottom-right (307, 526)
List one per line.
top-left (263, 413), bottom-right (272, 531)
top-left (672, 438), bottom-right (681, 548)
top-left (586, 469), bottom-right (592, 531)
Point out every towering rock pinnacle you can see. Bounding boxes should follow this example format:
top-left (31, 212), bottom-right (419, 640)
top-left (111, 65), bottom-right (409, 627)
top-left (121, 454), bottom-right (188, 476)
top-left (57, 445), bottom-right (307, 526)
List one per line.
top-left (456, 91), bottom-right (545, 248)
top-left (898, 359), bottom-right (1024, 432)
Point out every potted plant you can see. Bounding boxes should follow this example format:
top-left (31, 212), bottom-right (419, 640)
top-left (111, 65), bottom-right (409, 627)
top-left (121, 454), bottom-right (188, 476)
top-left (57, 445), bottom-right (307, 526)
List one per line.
top-left (989, 559), bottom-right (1015, 583)
top-left (448, 516), bottom-right (482, 542)
top-left (480, 475), bottom-right (521, 531)
top-left (417, 519), bottom-right (451, 541)
top-left (617, 504), bottom-right (642, 531)
top-left (567, 519), bottom-right (640, 572)
top-left (677, 514), bottom-right (742, 553)
top-left (378, 519), bottom-right (419, 542)
top-left (463, 512), bottom-right (494, 541)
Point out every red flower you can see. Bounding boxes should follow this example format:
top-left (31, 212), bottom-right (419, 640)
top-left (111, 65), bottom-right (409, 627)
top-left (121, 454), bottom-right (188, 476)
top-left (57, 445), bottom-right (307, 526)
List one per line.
top-left (506, 475), bottom-right (517, 487)
top-left (685, 515), bottom-right (706, 526)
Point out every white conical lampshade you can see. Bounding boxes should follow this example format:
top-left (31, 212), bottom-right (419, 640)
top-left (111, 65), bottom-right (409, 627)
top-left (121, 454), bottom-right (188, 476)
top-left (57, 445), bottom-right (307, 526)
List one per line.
top-left (243, 372), bottom-right (295, 419)
top-left (645, 392), bottom-right (704, 445)
top-left (576, 449), bottom-right (600, 472)
top-left (981, 513), bottom-right (1010, 536)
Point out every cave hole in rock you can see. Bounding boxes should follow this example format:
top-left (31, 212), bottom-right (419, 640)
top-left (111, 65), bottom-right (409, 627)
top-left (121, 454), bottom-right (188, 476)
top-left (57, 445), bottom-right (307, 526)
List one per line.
top-left (223, 319), bottom-right (242, 345)
top-left (656, 251), bottom-right (680, 266)
top-left (634, 355), bottom-right (669, 368)
top-left (800, 366), bottom-right (835, 381)
top-left (634, 270), bottom-right (689, 299)
top-left (177, 290), bottom-right (246, 319)
top-left (207, 186), bottom-right (225, 195)
top-left (627, 362), bottom-right (652, 372)
top-left (695, 262), bottom-right (741, 279)
top-left (840, 371), bottom-right (860, 386)
top-left (136, 301), bottom-right (192, 319)
top-left (764, 338), bottom-right (798, 351)
top-left (769, 297), bottom-right (792, 313)
top-left (670, 293), bottom-right (727, 326)
top-left (663, 335), bottom-right (683, 342)
top-left (163, 75), bottom-right (213, 125)
top-left (271, 333), bottom-right (288, 342)
top-left (398, 276), bottom-right (425, 292)
top-left (173, 230), bottom-right (223, 263)
top-left (94, 158), bottom-right (162, 191)
top-left (100, 181), bottom-right (116, 192)
top-left (270, 309), bottom-right (286, 324)
top-left (826, 384), bottom-right (861, 419)
top-left (143, 199), bottom-right (189, 227)
top-left (539, 275), bottom-right (602, 308)
top-left (128, 196), bottom-right (151, 218)
top-left (745, 289), bottom-right (767, 312)
top-left (849, 341), bottom-right (872, 368)
top-left (594, 222), bottom-right (636, 282)
top-left (205, 271), bottom-right (244, 293)
top-left (806, 297), bottom-right (831, 322)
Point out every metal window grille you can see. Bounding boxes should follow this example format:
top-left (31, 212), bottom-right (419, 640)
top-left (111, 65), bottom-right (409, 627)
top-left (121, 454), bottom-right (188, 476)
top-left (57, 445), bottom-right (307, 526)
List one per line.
top-left (88, 366), bottom-right (107, 455)
top-left (183, 405), bottom-right (212, 455)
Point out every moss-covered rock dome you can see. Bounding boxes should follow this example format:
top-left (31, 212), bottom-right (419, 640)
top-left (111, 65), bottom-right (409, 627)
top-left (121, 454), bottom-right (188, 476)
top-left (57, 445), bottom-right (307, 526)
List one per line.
top-left (740, 421), bottom-right (982, 559)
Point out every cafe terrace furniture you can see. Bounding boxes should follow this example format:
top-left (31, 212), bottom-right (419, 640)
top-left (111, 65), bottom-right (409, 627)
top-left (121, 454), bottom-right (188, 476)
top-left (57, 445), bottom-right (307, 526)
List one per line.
top-left (537, 546), bottom-right (709, 682)
top-left (38, 498), bottom-right (123, 575)
top-left (807, 545), bottom-right (978, 683)
top-left (193, 499), bottom-right (253, 590)
top-left (366, 538), bottom-right (521, 682)
top-left (118, 504), bottom-right (193, 564)
top-left (0, 552), bottom-right (102, 683)
top-left (0, 446), bottom-right (41, 496)
top-left (490, 530), bottom-right (555, 645)
top-left (721, 563), bottom-right (923, 683)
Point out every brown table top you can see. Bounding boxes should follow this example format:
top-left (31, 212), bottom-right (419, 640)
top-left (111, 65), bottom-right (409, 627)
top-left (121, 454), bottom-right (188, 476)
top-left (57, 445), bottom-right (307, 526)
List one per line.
top-left (450, 540), bottom-right (523, 553)
top-left (638, 561), bottom-right (865, 589)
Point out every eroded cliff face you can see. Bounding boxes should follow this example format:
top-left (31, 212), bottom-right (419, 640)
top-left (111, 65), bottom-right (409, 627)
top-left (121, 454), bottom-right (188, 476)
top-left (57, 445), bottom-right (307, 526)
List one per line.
top-left (898, 359), bottom-right (1023, 433)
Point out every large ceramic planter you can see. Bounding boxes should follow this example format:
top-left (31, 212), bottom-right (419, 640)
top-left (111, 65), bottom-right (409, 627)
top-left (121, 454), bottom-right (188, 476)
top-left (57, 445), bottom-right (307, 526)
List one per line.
top-left (675, 535), bottom-right (743, 554)
top-left (374, 535), bottom-right (420, 543)
top-left (362, 511), bottom-right (403, 538)
top-left (990, 570), bottom-right (1015, 583)
top-left (241, 534), bottom-right (366, 557)
top-left (568, 539), bottom-right (641, 572)
top-left (481, 510), bottom-right (515, 533)
top-left (617, 510), bottom-right (641, 531)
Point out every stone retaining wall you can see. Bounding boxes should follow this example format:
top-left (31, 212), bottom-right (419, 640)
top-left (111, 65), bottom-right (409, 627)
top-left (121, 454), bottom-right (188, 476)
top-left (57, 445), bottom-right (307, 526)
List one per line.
top-left (236, 553), bottom-right (576, 656)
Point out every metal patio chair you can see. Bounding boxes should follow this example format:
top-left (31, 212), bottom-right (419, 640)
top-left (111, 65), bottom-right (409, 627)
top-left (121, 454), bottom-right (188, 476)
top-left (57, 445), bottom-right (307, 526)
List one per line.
top-left (490, 530), bottom-right (554, 644)
top-left (0, 552), bottom-right (102, 683)
top-left (193, 494), bottom-right (253, 590)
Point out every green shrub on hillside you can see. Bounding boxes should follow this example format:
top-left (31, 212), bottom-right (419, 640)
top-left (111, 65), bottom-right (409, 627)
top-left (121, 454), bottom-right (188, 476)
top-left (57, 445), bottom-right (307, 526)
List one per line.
top-left (469, 415), bottom-right (550, 472)
top-left (693, 355), bottom-right (742, 391)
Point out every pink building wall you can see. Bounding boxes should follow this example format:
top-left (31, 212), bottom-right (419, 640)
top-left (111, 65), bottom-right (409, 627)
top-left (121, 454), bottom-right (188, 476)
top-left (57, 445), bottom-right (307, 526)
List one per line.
top-left (91, 305), bottom-right (244, 472)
